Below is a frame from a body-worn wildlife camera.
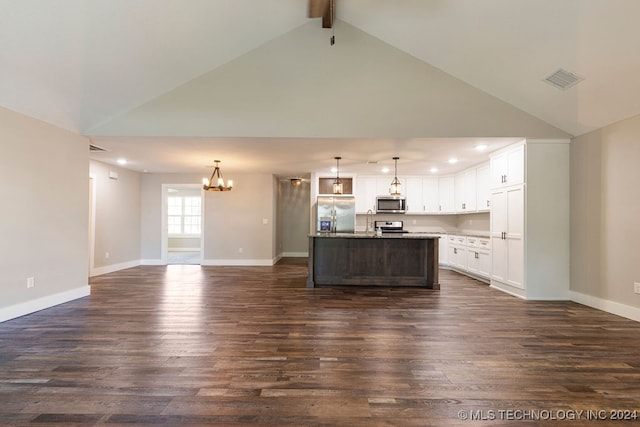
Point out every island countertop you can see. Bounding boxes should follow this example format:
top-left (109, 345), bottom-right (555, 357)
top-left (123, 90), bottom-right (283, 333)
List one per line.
top-left (310, 232), bottom-right (442, 239)
top-left (307, 233), bottom-right (439, 289)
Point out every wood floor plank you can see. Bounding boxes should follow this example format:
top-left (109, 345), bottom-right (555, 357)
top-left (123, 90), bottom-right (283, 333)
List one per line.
top-left (1, 259), bottom-right (640, 425)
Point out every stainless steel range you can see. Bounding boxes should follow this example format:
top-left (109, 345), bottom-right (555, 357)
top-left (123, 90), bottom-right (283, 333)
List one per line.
top-left (374, 220), bottom-right (407, 234)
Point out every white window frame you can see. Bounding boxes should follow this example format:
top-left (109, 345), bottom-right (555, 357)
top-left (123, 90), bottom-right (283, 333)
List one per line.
top-left (167, 195), bottom-right (201, 237)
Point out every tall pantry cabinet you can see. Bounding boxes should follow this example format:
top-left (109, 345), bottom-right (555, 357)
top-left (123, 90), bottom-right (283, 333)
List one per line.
top-left (489, 140), bottom-right (570, 300)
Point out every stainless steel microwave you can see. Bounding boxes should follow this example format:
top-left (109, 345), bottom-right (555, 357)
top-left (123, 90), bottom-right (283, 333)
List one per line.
top-left (376, 196), bottom-right (407, 214)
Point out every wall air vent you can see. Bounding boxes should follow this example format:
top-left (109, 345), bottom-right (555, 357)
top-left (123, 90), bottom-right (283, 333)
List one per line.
top-left (544, 68), bottom-right (584, 90)
top-left (89, 144), bottom-right (109, 152)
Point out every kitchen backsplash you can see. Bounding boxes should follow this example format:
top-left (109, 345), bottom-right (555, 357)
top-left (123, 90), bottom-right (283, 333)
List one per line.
top-left (355, 212), bottom-right (489, 235)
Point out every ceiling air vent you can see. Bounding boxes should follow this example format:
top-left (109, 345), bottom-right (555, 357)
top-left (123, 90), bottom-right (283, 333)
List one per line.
top-left (89, 144), bottom-right (109, 152)
top-left (544, 68), bottom-right (584, 90)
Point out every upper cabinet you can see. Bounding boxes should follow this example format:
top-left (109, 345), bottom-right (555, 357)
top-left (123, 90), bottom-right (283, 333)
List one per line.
top-left (438, 176), bottom-right (455, 213)
top-left (405, 177), bottom-right (423, 214)
top-left (354, 161), bottom-right (490, 215)
top-left (490, 143), bottom-right (524, 188)
top-left (354, 176), bottom-right (377, 213)
top-left (318, 177), bottom-right (353, 195)
top-left (422, 177), bottom-right (440, 213)
top-left (476, 163), bottom-right (491, 211)
top-left (455, 168), bottom-right (477, 213)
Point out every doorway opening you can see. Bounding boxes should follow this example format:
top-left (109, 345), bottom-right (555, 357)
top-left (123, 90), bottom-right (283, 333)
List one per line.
top-left (162, 184), bottom-right (203, 265)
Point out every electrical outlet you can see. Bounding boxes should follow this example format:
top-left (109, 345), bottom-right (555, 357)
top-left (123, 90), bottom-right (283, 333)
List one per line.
top-left (105, 252), bottom-right (110, 259)
top-left (27, 277), bottom-right (35, 288)
top-left (634, 282), bottom-right (640, 294)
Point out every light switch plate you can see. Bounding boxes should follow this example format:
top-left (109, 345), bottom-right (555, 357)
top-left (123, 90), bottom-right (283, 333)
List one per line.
top-left (634, 282), bottom-right (640, 294)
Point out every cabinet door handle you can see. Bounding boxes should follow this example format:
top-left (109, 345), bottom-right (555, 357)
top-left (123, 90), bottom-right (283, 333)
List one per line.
top-left (487, 200), bottom-right (490, 208)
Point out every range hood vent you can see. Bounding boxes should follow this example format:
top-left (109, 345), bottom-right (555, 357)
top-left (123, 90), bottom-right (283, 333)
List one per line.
top-left (544, 68), bottom-right (584, 90)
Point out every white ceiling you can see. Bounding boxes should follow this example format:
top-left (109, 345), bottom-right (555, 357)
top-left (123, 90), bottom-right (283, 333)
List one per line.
top-left (2, 0), bottom-right (639, 177)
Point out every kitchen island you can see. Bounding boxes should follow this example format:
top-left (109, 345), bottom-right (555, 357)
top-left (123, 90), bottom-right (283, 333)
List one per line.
top-left (307, 233), bottom-right (440, 289)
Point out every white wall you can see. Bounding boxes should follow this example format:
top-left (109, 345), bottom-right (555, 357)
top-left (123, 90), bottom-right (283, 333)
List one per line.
top-left (0, 107), bottom-right (90, 322)
top-left (140, 174), bottom-right (202, 262)
top-left (89, 160), bottom-right (141, 275)
top-left (571, 114), bottom-right (640, 320)
top-left (141, 173), bottom-right (277, 265)
top-left (278, 179), bottom-right (311, 256)
top-left (202, 174), bottom-right (277, 264)
top-left (90, 21), bottom-right (569, 140)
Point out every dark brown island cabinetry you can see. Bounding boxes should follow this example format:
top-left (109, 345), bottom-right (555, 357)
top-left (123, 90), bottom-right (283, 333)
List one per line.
top-left (307, 234), bottom-right (440, 289)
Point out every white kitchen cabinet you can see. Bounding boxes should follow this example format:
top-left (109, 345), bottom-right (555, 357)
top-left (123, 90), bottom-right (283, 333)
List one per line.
top-left (454, 173), bottom-right (464, 213)
top-left (489, 139), bottom-right (570, 300)
top-left (464, 168), bottom-right (477, 212)
top-left (422, 177), bottom-right (439, 213)
top-left (490, 185), bottom-right (524, 289)
top-left (376, 177), bottom-right (406, 197)
top-left (448, 235), bottom-right (467, 270)
top-left (490, 142), bottom-right (525, 188)
top-left (444, 234), bottom-right (491, 281)
top-left (438, 176), bottom-right (455, 213)
top-left (438, 234), bottom-right (448, 266)
top-left (354, 176), bottom-right (377, 213)
top-left (476, 163), bottom-right (491, 212)
top-left (405, 177), bottom-right (423, 214)
top-left (454, 168), bottom-right (477, 213)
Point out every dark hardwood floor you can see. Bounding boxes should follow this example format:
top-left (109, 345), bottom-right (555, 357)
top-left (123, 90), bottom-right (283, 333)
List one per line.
top-left (1, 258), bottom-right (640, 426)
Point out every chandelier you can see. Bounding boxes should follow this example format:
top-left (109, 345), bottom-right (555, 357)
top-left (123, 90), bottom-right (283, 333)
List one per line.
top-left (389, 156), bottom-right (402, 196)
top-left (202, 160), bottom-right (233, 192)
top-left (333, 156), bottom-right (343, 194)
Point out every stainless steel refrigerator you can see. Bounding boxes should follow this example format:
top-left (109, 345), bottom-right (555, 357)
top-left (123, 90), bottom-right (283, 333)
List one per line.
top-left (317, 195), bottom-right (356, 233)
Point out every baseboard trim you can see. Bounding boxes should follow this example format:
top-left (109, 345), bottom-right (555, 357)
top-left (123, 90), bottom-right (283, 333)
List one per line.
top-left (281, 252), bottom-right (309, 258)
top-left (201, 259), bottom-right (275, 266)
top-left (141, 259), bottom-right (164, 266)
top-left (570, 291), bottom-right (640, 323)
top-left (490, 281), bottom-right (526, 299)
top-left (0, 285), bottom-right (91, 323)
top-left (90, 260), bottom-right (141, 277)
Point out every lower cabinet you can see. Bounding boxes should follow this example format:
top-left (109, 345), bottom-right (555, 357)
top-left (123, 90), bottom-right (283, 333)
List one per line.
top-left (443, 234), bottom-right (491, 282)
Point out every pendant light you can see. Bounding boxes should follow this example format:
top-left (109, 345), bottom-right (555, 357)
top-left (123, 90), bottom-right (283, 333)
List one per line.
top-left (389, 156), bottom-right (402, 196)
top-left (332, 156), bottom-right (343, 194)
top-left (202, 160), bottom-right (233, 192)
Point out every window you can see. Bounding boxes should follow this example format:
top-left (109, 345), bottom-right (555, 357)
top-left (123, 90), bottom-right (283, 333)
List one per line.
top-left (167, 196), bottom-right (201, 235)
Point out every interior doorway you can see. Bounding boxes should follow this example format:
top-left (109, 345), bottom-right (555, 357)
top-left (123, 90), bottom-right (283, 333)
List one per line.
top-left (162, 184), bottom-right (203, 265)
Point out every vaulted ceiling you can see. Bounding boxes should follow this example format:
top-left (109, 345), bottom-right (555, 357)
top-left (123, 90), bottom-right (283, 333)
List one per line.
top-left (2, 0), bottom-right (639, 176)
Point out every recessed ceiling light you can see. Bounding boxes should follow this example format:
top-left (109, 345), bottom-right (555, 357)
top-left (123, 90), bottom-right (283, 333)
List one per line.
top-left (448, 158), bottom-right (458, 164)
top-left (117, 158), bottom-right (127, 165)
top-left (475, 144), bottom-right (488, 152)
top-left (330, 167), bottom-right (337, 173)
top-left (381, 167), bottom-right (390, 173)
top-left (430, 167), bottom-right (439, 174)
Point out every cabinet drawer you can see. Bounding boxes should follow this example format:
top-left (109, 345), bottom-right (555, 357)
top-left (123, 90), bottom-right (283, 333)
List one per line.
top-left (477, 238), bottom-right (491, 249)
